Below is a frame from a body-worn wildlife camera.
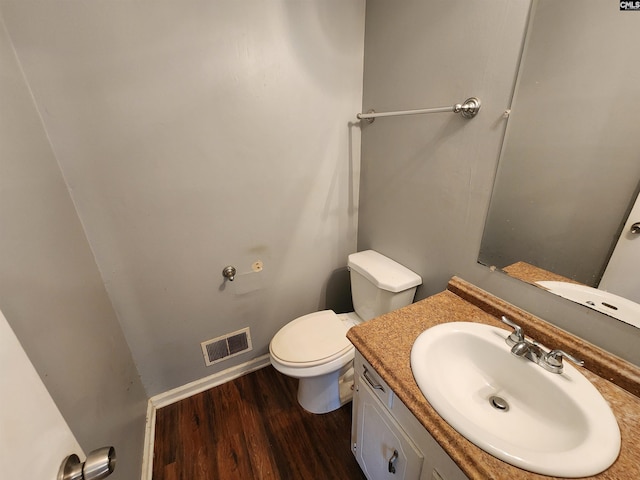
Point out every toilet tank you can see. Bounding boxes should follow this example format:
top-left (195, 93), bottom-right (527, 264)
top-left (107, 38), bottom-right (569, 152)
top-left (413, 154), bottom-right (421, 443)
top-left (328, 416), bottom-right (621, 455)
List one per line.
top-left (348, 250), bottom-right (422, 321)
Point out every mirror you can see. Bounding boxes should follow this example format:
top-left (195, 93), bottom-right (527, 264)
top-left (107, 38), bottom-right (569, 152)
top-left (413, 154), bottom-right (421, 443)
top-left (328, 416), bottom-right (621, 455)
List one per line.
top-left (479, 0), bottom-right (640, 327)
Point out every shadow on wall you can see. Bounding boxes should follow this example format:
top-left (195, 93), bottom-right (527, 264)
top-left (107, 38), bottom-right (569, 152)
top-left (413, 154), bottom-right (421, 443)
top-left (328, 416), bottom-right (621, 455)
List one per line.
top-left (323, 267), bottom-right (353, 313)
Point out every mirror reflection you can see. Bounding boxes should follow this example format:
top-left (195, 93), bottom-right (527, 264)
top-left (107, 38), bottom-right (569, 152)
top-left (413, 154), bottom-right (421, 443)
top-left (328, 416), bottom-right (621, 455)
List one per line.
top-left (479, 0), bottom-right (640, 327)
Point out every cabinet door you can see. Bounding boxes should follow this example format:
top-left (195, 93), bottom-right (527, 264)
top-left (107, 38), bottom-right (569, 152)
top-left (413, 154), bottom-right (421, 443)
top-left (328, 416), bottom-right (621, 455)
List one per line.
top-left (355, 380), bottom-right (424, 480)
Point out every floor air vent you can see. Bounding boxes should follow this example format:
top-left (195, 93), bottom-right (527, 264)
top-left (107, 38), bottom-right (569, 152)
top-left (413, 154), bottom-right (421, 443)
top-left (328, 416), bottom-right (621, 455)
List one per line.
top-left (201, 327), bottom-right (252, 366)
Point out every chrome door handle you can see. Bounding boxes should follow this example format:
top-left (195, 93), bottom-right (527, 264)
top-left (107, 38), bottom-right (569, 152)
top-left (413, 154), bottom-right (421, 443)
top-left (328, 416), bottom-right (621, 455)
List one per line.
top-left (388, 449), bottom-right (399, 474)
top-left (631, 222), bottom-right (640, 234)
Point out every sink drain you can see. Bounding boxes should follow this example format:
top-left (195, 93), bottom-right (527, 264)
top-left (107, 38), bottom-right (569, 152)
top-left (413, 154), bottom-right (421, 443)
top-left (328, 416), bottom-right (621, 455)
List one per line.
top-left (489, 395), bottom-right (509, 412)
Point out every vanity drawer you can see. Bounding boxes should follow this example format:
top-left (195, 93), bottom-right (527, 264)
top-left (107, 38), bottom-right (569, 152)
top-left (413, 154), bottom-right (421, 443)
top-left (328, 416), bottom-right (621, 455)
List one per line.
top-left (355, 352), bottom-right (394, 409)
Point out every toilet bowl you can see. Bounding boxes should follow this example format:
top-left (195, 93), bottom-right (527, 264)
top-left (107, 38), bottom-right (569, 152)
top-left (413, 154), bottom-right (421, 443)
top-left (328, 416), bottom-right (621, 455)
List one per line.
top-left (270, 310), bottom-right (362, 414)
top-left (269, 250), bottom-right (422, 414)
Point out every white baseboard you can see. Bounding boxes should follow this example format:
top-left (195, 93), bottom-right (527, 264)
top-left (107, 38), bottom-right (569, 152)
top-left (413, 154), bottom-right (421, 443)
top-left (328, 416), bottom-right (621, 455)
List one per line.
top-left (151, 354), bottom-right (272, 409)
top-left (140, 354), bottom-right (272, 480)
top-left (141, 399), bottom-right (156, 480)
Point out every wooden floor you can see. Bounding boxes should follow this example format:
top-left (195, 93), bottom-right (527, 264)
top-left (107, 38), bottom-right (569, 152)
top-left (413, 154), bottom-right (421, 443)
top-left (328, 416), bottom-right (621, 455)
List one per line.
top-left (153, 365), bottom-right (367, 479)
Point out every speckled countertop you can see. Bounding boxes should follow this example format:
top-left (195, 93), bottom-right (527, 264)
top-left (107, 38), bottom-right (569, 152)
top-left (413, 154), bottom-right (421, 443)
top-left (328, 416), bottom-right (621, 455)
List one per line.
top-left (502, 261), bottom-right (580, 285)
top-left (346, 277), bottom-right (640, 480)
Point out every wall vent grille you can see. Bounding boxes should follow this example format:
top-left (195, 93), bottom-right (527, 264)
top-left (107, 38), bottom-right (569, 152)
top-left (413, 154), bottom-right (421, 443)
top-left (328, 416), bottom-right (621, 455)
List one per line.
top-left (201, 327), bottom-right (252, 366)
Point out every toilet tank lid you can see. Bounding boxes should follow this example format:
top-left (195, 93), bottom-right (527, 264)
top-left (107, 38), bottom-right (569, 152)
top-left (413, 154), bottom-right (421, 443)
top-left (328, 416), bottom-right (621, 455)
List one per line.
top-left (348, 250), bottom-right (422, 293)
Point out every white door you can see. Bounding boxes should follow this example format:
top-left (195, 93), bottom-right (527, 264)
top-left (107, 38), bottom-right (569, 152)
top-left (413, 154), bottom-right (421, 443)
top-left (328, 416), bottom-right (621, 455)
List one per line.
top-left (0, 309), bottom-right (84, 480)
top-left (599, 191), bottom-right (640, 304)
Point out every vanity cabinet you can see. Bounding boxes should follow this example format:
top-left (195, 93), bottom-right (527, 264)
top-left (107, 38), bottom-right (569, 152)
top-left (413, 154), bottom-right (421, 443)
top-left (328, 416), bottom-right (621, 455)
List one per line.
top-left (352, 351), bottom-right (467, 480)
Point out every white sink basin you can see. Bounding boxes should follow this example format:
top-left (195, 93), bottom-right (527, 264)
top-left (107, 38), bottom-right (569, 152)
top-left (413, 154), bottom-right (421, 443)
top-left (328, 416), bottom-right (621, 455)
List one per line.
top-left (410, 322), bottom-right (620, 477)
top-left (536, 280), bottom-right (640, 328)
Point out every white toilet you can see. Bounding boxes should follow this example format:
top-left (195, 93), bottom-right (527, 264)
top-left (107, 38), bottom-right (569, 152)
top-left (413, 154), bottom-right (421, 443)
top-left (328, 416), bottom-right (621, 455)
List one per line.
top-left (269, 250), bottom-right (422, 414)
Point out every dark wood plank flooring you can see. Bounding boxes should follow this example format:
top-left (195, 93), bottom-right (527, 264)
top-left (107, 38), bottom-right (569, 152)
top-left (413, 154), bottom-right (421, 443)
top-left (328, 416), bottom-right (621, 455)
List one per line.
top-left (153, 365), bottom-right (366, 479)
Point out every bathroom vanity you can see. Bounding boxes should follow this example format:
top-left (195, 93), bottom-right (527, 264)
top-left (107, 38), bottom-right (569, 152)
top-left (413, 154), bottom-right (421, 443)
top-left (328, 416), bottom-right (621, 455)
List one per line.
top-left (347, 277), bottom-right (640, 480)
top-left (352, 350), bottom-right (466, 480)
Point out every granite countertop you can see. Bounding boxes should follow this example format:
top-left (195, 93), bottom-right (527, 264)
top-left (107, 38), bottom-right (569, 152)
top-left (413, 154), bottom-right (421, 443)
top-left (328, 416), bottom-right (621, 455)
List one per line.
top-left (346, 277), bottom-right (640, 480)
top-left (502, 261), bottom-right (580, 285)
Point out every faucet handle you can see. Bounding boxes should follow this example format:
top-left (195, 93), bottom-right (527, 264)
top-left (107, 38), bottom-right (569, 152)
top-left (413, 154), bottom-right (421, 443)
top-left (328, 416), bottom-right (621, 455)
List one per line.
top-left (542, 349), bottom-right (584, 373)
top-left (501, 316), bottom-right (525, 344)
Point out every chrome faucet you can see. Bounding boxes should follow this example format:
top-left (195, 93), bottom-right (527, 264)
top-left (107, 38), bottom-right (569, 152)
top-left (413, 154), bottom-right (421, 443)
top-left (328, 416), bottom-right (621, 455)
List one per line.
top-left (500, 316), bottom-right (584, 374)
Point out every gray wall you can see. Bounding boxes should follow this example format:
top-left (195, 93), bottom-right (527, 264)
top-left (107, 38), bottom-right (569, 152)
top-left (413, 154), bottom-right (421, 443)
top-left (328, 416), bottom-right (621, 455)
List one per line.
top-left (359, 0), bottom-right (640, 365)
top-left (359, 0), bottom-right (531, 296)
top-left (0, 14), bottom-right (147, 480)
top-left (1, 0), bottom-right (365, 397)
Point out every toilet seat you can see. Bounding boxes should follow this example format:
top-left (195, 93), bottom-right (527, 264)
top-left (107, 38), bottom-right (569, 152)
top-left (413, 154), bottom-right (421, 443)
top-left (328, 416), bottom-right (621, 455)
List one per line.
top-left (270, 310), bottom-right (353, 367)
